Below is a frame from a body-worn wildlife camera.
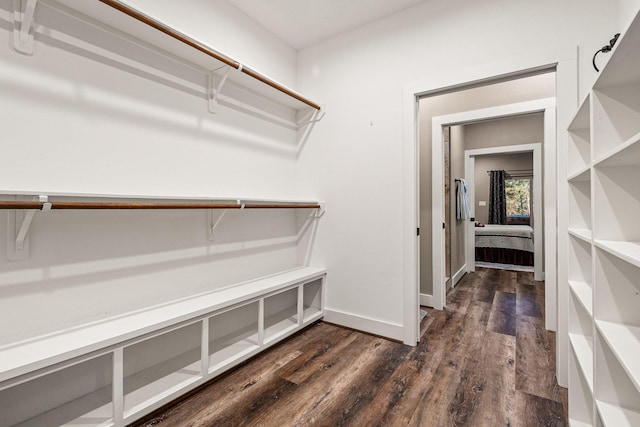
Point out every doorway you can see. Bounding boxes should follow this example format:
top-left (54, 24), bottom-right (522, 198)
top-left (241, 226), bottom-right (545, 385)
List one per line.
top-left (402, 50), bottom-right (577, 390)
top-left (464, 142), bottom-right (543, 280)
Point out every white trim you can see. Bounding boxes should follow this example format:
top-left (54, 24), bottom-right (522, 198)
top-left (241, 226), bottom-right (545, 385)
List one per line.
top-left (543, 106), bottom-right (558, 333)
top-left (323, 308), bottom-right (404, 341)
top-left (402, 87), bottom-right (420, 345)
top-left (419, 293), bottom-right (434, 307)
top-left (452, 264), bottom-right (466, 287)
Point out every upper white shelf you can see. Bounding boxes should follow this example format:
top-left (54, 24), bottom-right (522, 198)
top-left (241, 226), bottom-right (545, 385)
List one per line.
top-left (593, 11), bottom-right (640, 90)
top-left (568, 94), bottom-right (591, 132)
top-left (567, 94), bottom-right (591, 176)
top-left (0, 189), bottom-right (322, 206)
top-left (48, 0), bottom-right (321, 113)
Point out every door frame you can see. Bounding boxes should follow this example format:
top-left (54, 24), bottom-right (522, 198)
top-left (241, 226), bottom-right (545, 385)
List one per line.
top-left (431, 99), bottom-right (553, 314)
top-left (401, 46), bottom-right (577, 389)
top-left (463, 143), bottom-right (543, 280)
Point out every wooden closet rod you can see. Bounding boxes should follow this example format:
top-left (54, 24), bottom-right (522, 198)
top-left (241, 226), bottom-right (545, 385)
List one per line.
top-left (98, 0), bottom-right (322, 111)
top-left (0, 201), bottom-right (321, 210)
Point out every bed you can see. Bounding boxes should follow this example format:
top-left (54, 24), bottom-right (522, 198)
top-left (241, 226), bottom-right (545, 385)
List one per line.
top-left (475, 224), bottom-right (534, 266)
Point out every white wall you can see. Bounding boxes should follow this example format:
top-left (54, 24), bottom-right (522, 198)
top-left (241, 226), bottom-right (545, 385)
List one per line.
top-left (296, 0), bottom-right (626, 339)
top-left (0, 1), bottom-right (307, 344)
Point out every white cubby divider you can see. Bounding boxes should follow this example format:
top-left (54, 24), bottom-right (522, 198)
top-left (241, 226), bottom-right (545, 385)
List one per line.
top-left (567, 94), bottom-right (591, 176)
top-left (565, 9), bottom-right (640, 427)
top-left (0, 267), bottom-right (326, 426)
top-left (568, 169), bottom-right (591, 235)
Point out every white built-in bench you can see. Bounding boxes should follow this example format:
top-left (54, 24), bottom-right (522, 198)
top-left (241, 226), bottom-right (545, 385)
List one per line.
top-left (0, 266), bottom-right (326, 427)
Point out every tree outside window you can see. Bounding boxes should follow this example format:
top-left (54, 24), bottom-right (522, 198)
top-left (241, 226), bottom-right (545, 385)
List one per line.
top-left (505, 178), bottom-right (531, 217)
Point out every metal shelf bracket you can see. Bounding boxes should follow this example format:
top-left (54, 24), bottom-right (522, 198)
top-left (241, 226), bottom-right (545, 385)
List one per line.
top-left (7, 195), bottom-right (49, 261)
top-left (13, 0), bottom-right (38, 55)
top-left (208, 208), bottom-right (228, 240)
top-left (208, 65), bottom-right (233, 114)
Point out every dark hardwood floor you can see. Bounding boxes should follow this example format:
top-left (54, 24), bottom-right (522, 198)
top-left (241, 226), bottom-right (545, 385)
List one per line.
top-left (133, 267), bottom-right (567, 427)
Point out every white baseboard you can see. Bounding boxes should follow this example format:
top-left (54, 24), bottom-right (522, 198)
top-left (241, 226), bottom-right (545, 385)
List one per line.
top-left (323, 308), bottom-right (403, 341)
top-left (452, 264), bottom-right (466, 287)
top-left (419, 293), bottom-right (434, 307)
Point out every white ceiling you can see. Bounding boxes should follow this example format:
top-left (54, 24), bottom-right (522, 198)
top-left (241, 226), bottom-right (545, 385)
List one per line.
top-left (228, 0), bottom-right (426, 50)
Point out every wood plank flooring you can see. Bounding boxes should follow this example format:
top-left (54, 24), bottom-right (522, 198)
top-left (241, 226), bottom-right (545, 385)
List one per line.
top-left (132, 268), bottom-right (567, 427)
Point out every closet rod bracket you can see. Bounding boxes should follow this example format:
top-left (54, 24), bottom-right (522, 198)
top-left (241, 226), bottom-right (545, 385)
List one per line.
top-left (8, 195), bottom-right (49, 261)
top-left (296, 107), bottom-right (326, 127)
top-left (208, 66), bottom-right (232, 114)
top-left (208, 208), bottom-right (228, 240)
top-left (313, 202), bottom-right (326, 219)
top-left (13, 0), bottom-right (38, 55)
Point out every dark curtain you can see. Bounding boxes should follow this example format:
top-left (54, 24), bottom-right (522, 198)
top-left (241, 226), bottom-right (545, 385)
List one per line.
top-left (488, 170), bottom-right (507, 224)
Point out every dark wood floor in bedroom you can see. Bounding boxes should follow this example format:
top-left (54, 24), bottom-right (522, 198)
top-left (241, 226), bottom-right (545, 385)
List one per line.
top-left (133, 268), bottom-right (567, 427)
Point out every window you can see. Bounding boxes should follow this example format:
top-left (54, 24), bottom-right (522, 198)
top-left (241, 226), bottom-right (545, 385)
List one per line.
top-left (505, 178), bottom-right (531, 221)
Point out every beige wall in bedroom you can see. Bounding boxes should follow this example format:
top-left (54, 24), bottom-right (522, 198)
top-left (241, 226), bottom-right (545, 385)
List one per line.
top-left (474, 153), bottom-right (535, 224)
top-left (464, 113), bottom-right (543, 226)
top-left (449, 125), bottom-right (467, 280)
top-left (446, 113), bottom-right (543, 283)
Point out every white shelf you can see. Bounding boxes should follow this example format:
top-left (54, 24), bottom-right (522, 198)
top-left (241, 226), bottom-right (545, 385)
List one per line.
top-left (0, 354), bottom-right (114, 427)
top-left (568, 166), bottom-right (591, 182)
top-left (0, 189), bottom-right (322, 205)
top-left (569, 228), bottom-right (593, 243)
top-left (0, 266), bottom-right (325, 384)
top-left (569, 343), bottom-right (594, 427)
top-left (595, 321), bottom-right (640, 394)
top-left (593, 131), bottom-right (640, 168)
top-left (15, 387), bottom-right (113, 427)
top-left (568, 172), bottom-right (592, 233)
top-left (569, 333), bottom-right (594, 391)
top-left (568, 94), bottom-right (592, 176)
top-left (47, 0), bottom-right (321, 114)
top-left (209, 337), bottom-right (259, 372)
top-left (303, 308), bottom-right (323, 323)
top-left (263, 315), bottom-right (298, 344)
top-left (594, 240), bottom-right (640, 270)
top-left (208, 302), bottom-right (260, 371)
top-left (124, 359), bottom-right (201, 417)
top-left (569, 281), bottom-right (593, 316)
top-left (596, 401), bottom-right (640, 427)
top-left (593, 11), bottom-right (640, 90)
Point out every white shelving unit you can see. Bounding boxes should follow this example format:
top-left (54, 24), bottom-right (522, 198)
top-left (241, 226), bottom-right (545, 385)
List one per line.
top-left (566, 9), bottom-right (640, 427)
top-left (0, 267), bottom-right (326, 426)
top-left (12, 0), bottom-right (322, 128)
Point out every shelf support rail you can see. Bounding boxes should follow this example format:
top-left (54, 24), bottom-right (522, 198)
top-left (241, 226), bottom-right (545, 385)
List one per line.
top-left (13, 0), bottom-right (38, 55)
